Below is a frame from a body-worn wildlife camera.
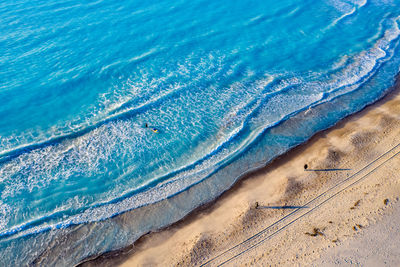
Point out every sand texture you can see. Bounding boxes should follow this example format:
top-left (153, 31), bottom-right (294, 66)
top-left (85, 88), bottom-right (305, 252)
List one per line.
top-left (312, 200), bottom-right (400, 266)
top-left (83, 84), bottom-right (400, 266)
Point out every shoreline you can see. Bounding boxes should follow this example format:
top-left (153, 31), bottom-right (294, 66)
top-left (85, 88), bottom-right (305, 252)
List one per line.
top-left (81, 76), bottom-right (400, 266)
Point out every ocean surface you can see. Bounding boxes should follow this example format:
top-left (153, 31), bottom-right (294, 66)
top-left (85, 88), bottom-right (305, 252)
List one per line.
top-left (1, 0), bottom-right (400, 265)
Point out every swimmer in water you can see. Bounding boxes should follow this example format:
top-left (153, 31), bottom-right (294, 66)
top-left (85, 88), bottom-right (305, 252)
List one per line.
top-left (145, 123), bottom-right (159, 133)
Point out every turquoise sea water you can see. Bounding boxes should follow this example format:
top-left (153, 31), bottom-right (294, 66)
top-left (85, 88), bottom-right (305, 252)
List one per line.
top-left (1, 0), bottom-right (400, 265)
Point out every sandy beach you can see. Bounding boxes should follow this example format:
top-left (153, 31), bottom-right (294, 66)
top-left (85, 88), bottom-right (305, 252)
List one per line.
top-left (313, 200), bottom-right (400, 266)
top-left (81, 78), bottom-right (400, 267)
top-left (3, 1), bottom-right (400, 266)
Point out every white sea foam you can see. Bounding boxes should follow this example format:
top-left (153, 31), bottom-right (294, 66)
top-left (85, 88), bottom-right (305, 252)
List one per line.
top-left (1, 14), bottom-right (400, 246)
top-left (0, 52), bottom-right (225, 155)
top-left (324, 0), bottom-right (368, 31)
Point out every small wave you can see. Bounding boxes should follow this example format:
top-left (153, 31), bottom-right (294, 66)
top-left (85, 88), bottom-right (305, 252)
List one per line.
top-left (0, 53), bottom-right (226, 162)
top-left (324, 0), bottom-right (368, 31)
top-left (1, 15), bottom-right (399, 244)
top-left (99, 47), bottom-right (162, 75)
top-left (0, 78), bottom-right (326, 241)
top-left (324, 16), bottom-right (400, 98)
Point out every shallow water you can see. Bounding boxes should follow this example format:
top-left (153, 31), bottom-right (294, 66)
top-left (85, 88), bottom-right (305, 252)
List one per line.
top-left (1, 0), bottom-right (400, 265)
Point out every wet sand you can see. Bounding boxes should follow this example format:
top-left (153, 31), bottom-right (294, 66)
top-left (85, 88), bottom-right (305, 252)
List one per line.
top-left (82, 78), bottom-right (400, 267)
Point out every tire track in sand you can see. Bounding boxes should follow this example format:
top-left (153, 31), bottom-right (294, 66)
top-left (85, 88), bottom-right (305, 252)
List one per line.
top-left (201, 142), bottom-right (400, 266)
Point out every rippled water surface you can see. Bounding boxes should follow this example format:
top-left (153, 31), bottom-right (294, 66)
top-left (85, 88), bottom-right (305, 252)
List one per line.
top-left (1, 0), bottom-right (400, 265)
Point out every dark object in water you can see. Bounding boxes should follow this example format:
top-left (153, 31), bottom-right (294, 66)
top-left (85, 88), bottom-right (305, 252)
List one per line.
top-left (304, 164), bottom-right (308, 170)
top-left (145, 123), bottom-right (159, 133)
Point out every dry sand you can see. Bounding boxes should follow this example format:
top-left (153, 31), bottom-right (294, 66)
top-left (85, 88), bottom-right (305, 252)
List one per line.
top-left (312, 200), bottom-right (400, 266)
top-left (85, 82), bottom-right (400, 267)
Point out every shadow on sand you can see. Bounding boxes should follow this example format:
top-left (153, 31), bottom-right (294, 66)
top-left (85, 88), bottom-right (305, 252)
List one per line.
top-left (305, 168), bottom-right (351, 172)
top-left (256, 205), bottom-right (308, 210)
